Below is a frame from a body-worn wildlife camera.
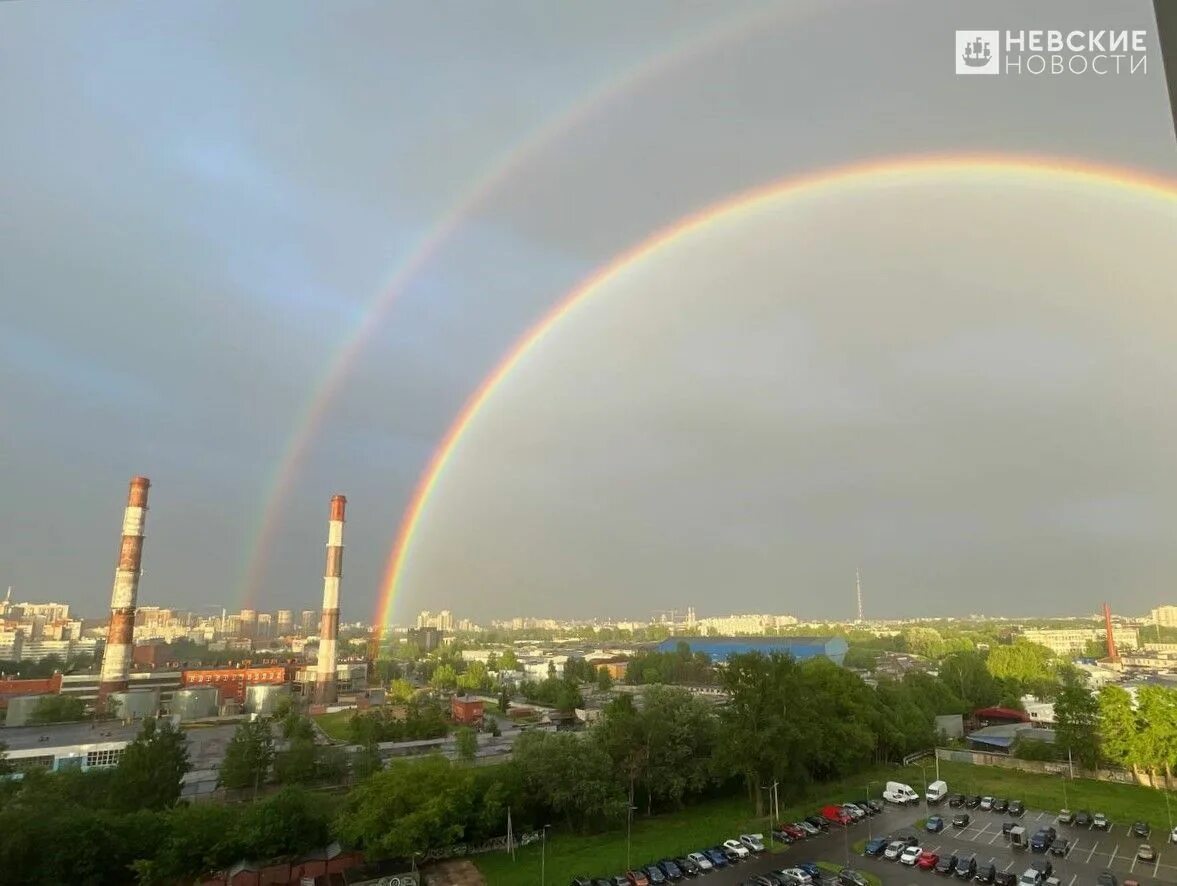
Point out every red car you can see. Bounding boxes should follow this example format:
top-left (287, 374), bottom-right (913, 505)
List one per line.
top-left (777, 823), bottom-right (807, 841)
top-left (918, 851), bottom-right (939, 870)
top-left (821, 805), bottom-right (852, 826)
top-left (625, 872), bottom-right (649, 886)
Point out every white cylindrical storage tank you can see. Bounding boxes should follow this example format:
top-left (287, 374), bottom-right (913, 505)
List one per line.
top-left (170, 687), bottom-right (220, 720)
top-left (110, 688), bottom-right (160, 721)
top-left (5, 694), bottom-right (50, 727)
top-left (245, 683), bottom-right (289, 717)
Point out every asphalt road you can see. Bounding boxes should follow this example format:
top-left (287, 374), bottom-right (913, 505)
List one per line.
top-left (670, 803), bottom-right (1176, 886)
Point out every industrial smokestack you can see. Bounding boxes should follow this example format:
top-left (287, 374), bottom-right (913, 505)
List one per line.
top-left (98, 476), bottom-right (150, 703)
top-left (1104, 601), bottom-right (1120, 662)
top-left (314, 494), bottom-right (345, 704)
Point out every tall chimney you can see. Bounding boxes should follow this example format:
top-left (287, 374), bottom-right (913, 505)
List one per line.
top-left (314, 494), bottom-right (345, 704)
top-left (1104, 601), bottom-right (1120, 662)
top-left (98, 476), bottom-right (150, 703)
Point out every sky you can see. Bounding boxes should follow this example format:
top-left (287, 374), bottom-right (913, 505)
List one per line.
top-left (1, 0), bottom-right (1175, 624)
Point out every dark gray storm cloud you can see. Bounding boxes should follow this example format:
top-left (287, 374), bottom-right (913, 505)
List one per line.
top-left (1, 0), bottom-right (1173, 622)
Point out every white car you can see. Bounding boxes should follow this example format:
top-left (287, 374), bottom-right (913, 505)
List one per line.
top-left (740, 833), bottom-right (766, 853)
top-left (779, 868), bottom-right (813, 885)
top-left (884, 840), bottom-right (906, 860)
top-left (980, 796), bottom-right (994, 811)
top-left (843, 804), bottom-right (866, 820)
top-left (687, 852), bottom-right (713, 872)
top-left (1170, 825), bottom-right (1177, 844)
top-left (899, 845), bottom-right (923, 866)
top-left (723, 839), bottom-right (751, 859)
top-left (796, 820), bottom-right (820, 836)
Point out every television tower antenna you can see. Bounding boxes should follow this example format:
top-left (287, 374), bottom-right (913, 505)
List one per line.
top-left (856, 569), bottom-right (864, 623)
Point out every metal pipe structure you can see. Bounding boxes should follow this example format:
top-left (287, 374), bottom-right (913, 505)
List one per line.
top-left (314, 494), bottom-right (346, 704)
top-left (98, 476), bottom-right (150, 704)
top-left (1104, 602), bottom-right (1120, 662)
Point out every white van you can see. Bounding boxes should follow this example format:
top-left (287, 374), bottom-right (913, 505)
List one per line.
top-left (883, 781), bottom-right (919, 805)
top-left (926, 780), bottom-right (948, 804)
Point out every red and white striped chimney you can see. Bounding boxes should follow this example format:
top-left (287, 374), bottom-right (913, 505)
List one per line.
top-left (314, 494), bottom-right (345, 704)
top-left (98, 476), bottom-right (150, 703)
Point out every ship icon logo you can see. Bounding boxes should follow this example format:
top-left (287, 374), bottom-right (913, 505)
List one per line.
top-left (956, 30), bottom-right (1000, 75)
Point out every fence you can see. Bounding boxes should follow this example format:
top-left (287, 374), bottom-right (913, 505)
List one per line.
top-left (421, 831), bottom-right (542, 862)
top-left (935, 747), bottom-right (1147, 786)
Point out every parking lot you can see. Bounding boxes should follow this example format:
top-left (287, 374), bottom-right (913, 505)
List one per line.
top-left (691, 802), bottom-right (1177, 886)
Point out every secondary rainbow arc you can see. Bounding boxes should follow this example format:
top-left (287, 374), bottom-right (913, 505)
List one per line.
top-left (374, 152), bottom-right (1177, 635)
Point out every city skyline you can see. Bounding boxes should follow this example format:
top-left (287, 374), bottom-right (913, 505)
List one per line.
top-left (4, 1), bottom-right (1176, 623)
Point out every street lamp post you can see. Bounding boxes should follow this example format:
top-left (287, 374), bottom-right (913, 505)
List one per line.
top-left (865, 782), bottom-right (876, 840)
top-left (626, 804), bottom-right (637, 871)
top-left (918, 762), bottom-right (930, 815)
top-left (540, 824), bottom-right (551, 886)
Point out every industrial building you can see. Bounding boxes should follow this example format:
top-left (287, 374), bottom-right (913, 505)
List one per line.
top-left (655, 636), bottom-right (849, 665)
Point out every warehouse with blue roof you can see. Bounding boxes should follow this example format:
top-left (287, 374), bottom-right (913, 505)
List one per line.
top-left (655, 636), bottom-right (848, 666)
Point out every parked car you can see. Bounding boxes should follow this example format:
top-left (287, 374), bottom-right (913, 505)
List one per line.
top-left (976, 864), bottom-right (997, 884)
top-left (884, 840), bottom-right (907, 861)
top-left (1008, 801), bottom-right (1025, 817)
top-left (1030, 859), bottom-right (1053, 878)
top-left (797, 819), bottom-right (822, 836)
top-left (625, 871), bottom-right (650, 886)
top-left (778, 868), bottom-right (812, 885)
top-left (750, 877), bottom-right (779, 886)
top-left (955, 855), bottom-right (978, 880)
top-left (821, 805), bottom-right (852, 826)
top-left (864, 799), bottom-right (884, 813)
top-left (645, 865), bottom-right (666, 884)
top-left (1171, 825), bottom-right (1177, 844)
top-left (1074, 810), bottom-right (1092, 828)
top-left (572, 878), bottom-right (593, 886)
top-left (1049, 839), bottom-right (1070, 857)
top-left (1002, 822), bottom-right (1016, 837)
top-left (865, 837), bottom-right (889, 857)
top-left (897, 833), bottom-right (920, 847)
top-left (965, 796), bottom-right (982, 809)
top-left (953, 813), bottom-right (971, 828)
top-left (838, 869), bottom-right (868, 886)
top-left (796, 863), bottom-right (822, 879)
top-left (1030, 827), bottom-right (1057, 852)
top-left (687, 852), bottom-right (713, 872)
top-left (994, 872), bottom-right (1016, 886)
top-left (704, 848), bottom-right (727, 868)
top-left (1093, 813), bottom-right (1111, 831)
top-left (900, 845), bottom-right (923, 866)
top-left (675, 857), bottom-right (700, 877)
top-left (927, 816), bottom-right (946, 833)
top-left (980, 797), bottom-right (995, 812)
top-left (659, 860), bottom-right (683, 881)
top-left (776, 823), bottom-right (806, 842)
top-left (724, 839), bottom-right (751, 859)
top-left (613, 876), bottom-right (630, 886)
top-left (740, 835), bottom-right (766, 853)
top-left (949, 794), bottom-right (966, 808)
top-left (1095, 873), bottom-right (1116, 886)
top-left (935, 854), bottom-right (958, 875)
top-left (918, 850), bottom-right (940, 870)
top-left (1132, 821), bottom-right (1150, 838)
top-left (1137, 845), bottom-right (1156, 862)
top-left (1057, 810), bottom-right (1073, 825)
top-left (593, 879), bottom-right (612, 886)
top-left (722, 846), bottom-right (743, 863)
top-left (1017, 868), bottom-right (1042, 886)
top-left (994, 799), bottom-right (1009, 813)
top-left (804, 816), bottom-right (830, 832)
top-left (842, 804), bottom-right (866, 821)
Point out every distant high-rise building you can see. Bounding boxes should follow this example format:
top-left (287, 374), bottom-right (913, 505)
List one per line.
top-left (438, 609), bottom-right (454, 631)
top-left (416, 610), bottom-right (432, 629)
top-left (276, 610), bottom-right (293, 635)
top-left (239, 609), bottom-right (257, 640)
top-left (301, 609), bottom-right (316, 636)
top-left (1152, 606), bottom-right (1177, 628)
top-left (257, 613), bottom-right (273, 640)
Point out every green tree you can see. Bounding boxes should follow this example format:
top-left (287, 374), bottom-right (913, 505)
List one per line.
top-left (499, 648), bottom-right (519, 670)
top-left (218, 719), bottom-right (275, 791)
top-left (274, 736), bottom-right (318, 784)
top-left (596, 667), bottom-right (614, 691)
top-left (431, 663), bottom-right (458, 690)
top-left (986, 642), bottom-right (1057, 695)
top-left (457, 660), bottom-right (489, 692)
top-left (1098, 685), bottom-right (1139, 772)
top-left (388, 678), bottom-right (415, 702)
top-left (1052, 667), bottom-right (1100, 770)
top-left (1135, 685), bottom-right (1177, 787)
top-left (498, 684), bottom-right (511, 712)
top-left (904, 627), bottom-right (947, 659)
top-left (111, 718), bottom-right (191, 811)
top-left (335, 756), bottom-right (474, 858)
top-left (636, 686), bottom-right (717, 812)
top-left (454, 726), bottom-right (478, 764)
top-left (512, 730), bottom-right (624, 830)
top-left (27, 694), bottom-right (85, 724)
top-left (939, 651), bottom-right (1001, 709)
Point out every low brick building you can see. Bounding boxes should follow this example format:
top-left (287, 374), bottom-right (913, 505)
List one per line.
top-left (451, 694), bottom-right (484, 725)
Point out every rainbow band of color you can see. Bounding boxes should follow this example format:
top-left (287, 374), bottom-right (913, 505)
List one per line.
top-left (374, 152), bottom-right (1177, 635)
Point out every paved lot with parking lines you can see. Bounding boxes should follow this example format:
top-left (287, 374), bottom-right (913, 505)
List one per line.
top-left (693, 802), bottom-right (1177, 886)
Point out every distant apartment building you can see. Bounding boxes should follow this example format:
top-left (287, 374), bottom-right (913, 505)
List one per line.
top-left (257, 613), bottom-right (273, 640)
top-left (1151, 606), bottom-right (1177, 628)
top-left (416, 610), bottom-right (458, 631)
top-left (1021, 626), bottom-right (1139, 656)
top-left (276, 610), bottom-right (293, 635)
top-left (695, 613), bottom-right (799, 636)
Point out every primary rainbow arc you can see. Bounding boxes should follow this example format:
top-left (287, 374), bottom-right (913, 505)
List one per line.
top-left (375, 152), bottom-right (1177, 635)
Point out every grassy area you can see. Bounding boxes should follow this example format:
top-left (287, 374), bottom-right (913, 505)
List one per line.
top-left (475, 764), bottom-right (925, 886)
top-left (933, 760), bottom-right (1171, 825)
top-left (817, 860), bottom-right (881, 886)
top-left (312, 709), bottom-right (354, 742)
